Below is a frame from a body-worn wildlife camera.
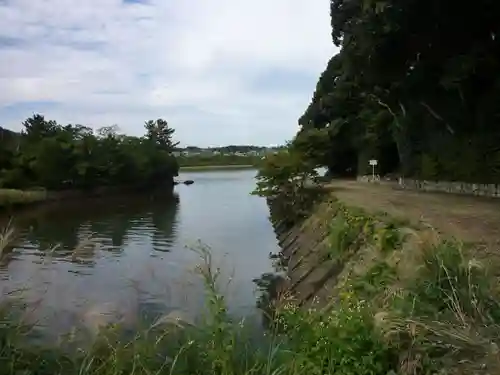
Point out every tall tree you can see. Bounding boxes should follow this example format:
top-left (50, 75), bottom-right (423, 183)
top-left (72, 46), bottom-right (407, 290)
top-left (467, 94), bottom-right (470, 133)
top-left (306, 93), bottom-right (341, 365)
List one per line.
top-left (296, 0), bottom-right (500, 181)
top-left (144, 119), bottom-right (179, 152)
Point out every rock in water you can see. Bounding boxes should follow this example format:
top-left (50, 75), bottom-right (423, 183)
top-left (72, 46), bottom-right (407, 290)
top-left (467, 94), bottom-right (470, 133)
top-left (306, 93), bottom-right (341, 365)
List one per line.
top-left (183, 180), bottom-right (194, 185)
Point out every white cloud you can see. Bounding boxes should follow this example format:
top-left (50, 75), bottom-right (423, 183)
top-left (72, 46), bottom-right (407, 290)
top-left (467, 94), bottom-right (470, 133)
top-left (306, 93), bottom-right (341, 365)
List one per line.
top-left (0, 0), bottom-right (337, 146)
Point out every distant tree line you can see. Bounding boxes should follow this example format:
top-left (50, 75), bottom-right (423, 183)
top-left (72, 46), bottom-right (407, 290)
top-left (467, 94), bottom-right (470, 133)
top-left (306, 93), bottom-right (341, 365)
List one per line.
top-left (292, 0), bottom-right (500, 183)
top-left (175, 145), bottom-right (273, 153)
top-left (177, 154), bottom-right (261, 167)
top-left (0, 115), bottom-right (179, 190)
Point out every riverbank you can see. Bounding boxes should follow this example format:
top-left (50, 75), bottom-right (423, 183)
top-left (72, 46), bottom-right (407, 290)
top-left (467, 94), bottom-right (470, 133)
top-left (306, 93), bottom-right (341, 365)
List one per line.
top-left (268, 180), bottom-right (500, 374)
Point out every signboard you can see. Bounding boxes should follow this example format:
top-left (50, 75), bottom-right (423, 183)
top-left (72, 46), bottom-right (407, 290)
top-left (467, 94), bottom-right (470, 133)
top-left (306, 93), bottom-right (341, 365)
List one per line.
top-left (369, 159), bottom-right (378, 166)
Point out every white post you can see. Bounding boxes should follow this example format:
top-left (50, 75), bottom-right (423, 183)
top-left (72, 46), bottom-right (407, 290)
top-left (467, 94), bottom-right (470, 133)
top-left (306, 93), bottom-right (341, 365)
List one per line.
top-left (369, 159), bottom-right (378, 182)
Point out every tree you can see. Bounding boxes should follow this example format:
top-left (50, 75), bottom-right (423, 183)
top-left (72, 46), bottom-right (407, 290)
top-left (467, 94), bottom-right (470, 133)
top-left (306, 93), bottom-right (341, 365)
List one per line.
top-left (0, 114), bottom-right (180, 190)
top-left (97, 125), bottom-right (120, 139)
top-left (21, 114), bottom-right (58, 140)
top-left (295, 0), bottom-right (500, 182)
top-left (253, 150), bottom-right (324, 227)
top-left (144, 119), bottom-right (179, 152)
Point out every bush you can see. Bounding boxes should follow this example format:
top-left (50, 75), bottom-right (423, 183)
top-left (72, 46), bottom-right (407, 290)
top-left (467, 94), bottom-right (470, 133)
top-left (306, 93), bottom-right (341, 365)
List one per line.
top-left (253, 150), bottom-right (326, 228)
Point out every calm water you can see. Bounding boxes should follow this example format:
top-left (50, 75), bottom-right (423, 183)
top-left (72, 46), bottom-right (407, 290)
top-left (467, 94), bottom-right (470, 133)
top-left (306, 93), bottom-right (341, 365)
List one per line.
top-left (0, 169), bottom-right (278, 338)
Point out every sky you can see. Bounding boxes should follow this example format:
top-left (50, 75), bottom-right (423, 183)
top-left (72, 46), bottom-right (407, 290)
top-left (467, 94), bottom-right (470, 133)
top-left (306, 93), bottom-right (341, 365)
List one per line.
top-left (0, 0), bottom-right (337, 147)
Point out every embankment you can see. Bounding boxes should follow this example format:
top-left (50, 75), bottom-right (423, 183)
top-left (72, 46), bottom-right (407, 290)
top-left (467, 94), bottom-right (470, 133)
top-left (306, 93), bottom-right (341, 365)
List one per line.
top-left (268, 185), bottom-right (500, 374)
top-left (271, 192), bottom-right (413, 308)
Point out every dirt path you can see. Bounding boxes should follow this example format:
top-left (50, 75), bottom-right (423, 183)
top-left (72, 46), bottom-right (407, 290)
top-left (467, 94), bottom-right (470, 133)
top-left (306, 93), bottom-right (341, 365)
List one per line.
top-left (327, 180), bottom-right (500, 247)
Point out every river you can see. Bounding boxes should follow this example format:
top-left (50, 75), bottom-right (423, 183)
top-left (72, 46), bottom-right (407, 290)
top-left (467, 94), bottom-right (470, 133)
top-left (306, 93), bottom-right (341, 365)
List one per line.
top-left (0, 168), bottom-right (279, 340)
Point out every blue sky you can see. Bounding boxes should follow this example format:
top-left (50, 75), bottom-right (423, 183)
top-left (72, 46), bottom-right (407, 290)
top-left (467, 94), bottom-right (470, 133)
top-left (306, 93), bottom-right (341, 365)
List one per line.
top-left (0, 0), bottom-right (336, 147)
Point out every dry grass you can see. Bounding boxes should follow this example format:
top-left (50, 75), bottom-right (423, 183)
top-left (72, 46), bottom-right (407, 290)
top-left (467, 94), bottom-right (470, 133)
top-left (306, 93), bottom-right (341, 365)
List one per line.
top-left (328, 180), bottom-right (500, 247)
top-left (285, 192), bottom-right (500, 374)
top-left (0, 220), bottom-right (17, 261)
top-left (353, 225), bottom-right (500, 374)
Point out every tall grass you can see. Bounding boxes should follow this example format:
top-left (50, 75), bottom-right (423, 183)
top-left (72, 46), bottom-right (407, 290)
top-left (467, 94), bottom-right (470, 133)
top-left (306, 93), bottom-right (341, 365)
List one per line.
top-left (335, 218), bottom-right (500, 374)
top-left (1, 215), bottom-right (499, 374)
top-left (0, 240), bottom-right (400, 375)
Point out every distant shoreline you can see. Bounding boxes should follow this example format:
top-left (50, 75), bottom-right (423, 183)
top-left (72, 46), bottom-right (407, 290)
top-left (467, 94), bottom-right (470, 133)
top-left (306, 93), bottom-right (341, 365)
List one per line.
top-left (179, 164), bottom-right (256, 171)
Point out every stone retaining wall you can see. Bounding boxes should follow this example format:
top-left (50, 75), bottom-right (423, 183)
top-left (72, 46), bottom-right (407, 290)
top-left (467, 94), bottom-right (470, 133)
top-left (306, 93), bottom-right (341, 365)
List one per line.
top-left (357, 175), bottom-right (500, 198)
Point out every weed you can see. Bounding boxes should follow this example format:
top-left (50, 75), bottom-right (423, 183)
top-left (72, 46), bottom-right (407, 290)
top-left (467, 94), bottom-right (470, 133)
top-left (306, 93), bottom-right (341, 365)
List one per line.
top-left (274, 294), bottom-right (398, 375)
top-left (409, 238), bottom-right (500, 323)
top-left (327, 209), bottom-right (367, 259)
top-left (373, 223), bottom-right (404, 253)
top-left (351, 261), bottom-right (398, 299)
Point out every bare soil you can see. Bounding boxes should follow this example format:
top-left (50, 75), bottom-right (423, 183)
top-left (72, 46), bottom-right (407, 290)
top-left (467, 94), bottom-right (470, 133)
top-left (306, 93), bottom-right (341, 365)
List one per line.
top-left (326, 180), bottom-right (500, 247)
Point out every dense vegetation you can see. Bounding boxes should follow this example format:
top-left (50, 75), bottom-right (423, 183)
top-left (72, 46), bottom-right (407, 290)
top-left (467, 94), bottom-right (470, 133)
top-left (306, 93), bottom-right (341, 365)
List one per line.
top-left (0, 115), bottom-right (179, 191)
top-left (293, 0), bottom-right (500, 182)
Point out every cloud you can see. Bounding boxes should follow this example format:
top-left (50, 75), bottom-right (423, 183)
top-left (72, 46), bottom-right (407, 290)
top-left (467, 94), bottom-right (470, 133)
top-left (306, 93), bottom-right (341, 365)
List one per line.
top-left (0, 0), bottom-right (337, 146)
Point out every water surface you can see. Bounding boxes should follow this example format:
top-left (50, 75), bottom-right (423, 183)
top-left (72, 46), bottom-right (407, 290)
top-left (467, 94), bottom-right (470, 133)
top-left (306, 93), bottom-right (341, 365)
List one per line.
top-left (0, 169), bottom-right (278, 337)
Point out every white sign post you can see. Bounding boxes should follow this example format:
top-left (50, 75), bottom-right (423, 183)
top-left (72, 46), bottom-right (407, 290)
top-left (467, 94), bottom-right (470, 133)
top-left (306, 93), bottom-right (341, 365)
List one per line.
top-left (369, 159), bottom-right (378, 181)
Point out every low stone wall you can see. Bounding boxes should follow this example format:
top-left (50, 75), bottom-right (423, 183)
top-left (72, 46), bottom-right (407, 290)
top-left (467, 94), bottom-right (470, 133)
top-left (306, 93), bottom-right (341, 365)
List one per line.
top-left (357, 175), bottom-right (500, 198)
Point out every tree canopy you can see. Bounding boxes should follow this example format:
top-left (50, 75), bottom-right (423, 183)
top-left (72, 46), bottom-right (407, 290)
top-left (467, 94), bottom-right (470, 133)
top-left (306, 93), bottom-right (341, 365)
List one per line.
top-left (294, 0), bottom-right (500, 182)
top-left (0, 115), bottom-right (179, 190)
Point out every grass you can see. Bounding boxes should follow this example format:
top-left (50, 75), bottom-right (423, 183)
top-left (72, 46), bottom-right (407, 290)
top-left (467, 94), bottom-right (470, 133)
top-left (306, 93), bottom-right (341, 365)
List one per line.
top-left (1, 199), bottom-right (500, 374)
top-left (0, 188), bottom-right (47, 209)
top-left (179, 164), bottom-right (256, 171)
top-left (322, 202), bottom-right (500, 374)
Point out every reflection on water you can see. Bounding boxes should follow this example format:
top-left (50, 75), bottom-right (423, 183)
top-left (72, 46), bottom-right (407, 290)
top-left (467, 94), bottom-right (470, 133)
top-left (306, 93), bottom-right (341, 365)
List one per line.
top-left (0, 169), bottom-right (279, 339)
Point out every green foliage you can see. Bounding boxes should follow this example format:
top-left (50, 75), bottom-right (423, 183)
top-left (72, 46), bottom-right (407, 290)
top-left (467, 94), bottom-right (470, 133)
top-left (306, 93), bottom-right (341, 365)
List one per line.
top-left (322, 207), bottom-right (500, 373)
top-left (351, 261), bottom-right (398, 298)
top-left (0, 115), bottom-right (179, 191)
top-left (328, 212), bottom-right (364, 258)
top-left (253, 150), bottom-right (325, 227)
top-left (275, 296), bottom-right (397, 375)
top-left (373, 223), bottom-right (403, 254)
top-left (410, 239), bottom-right (500, 323)
top-left (144, 119), bottom-right (179, 151)
top-left (297, 0), bottom-right (500, 182)
top-left (290, 127), bottom-right (331, 168)
top-left (253, 150), bottom-right (318, 198)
